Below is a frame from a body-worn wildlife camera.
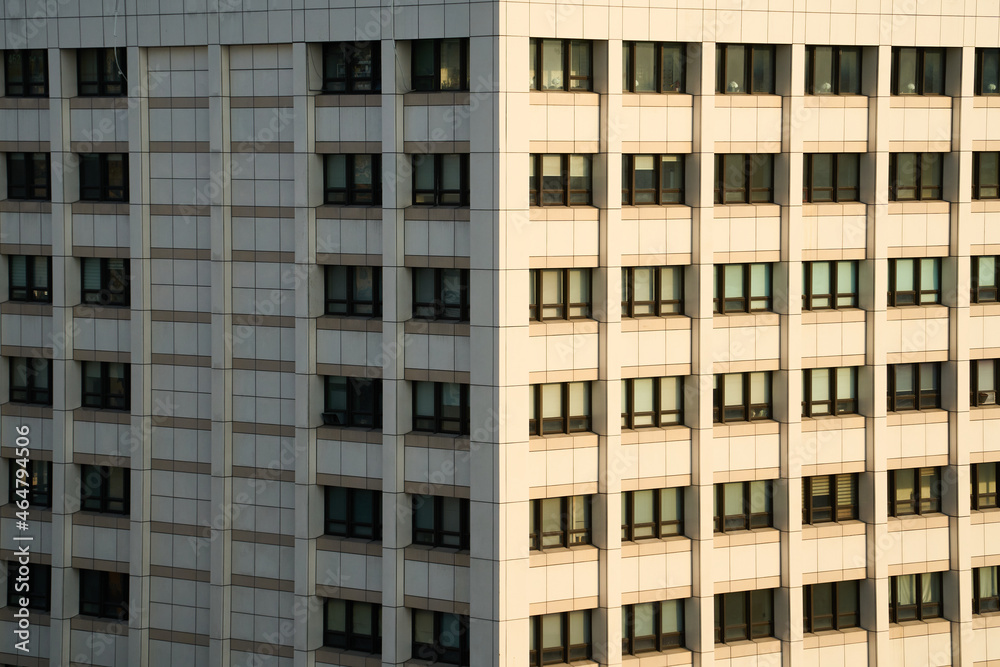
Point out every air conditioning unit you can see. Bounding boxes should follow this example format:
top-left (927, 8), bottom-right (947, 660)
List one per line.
top-left (978, 390), bottom-right (997, 406)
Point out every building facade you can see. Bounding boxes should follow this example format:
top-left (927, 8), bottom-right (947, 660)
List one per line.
top-left (0, 0), bottom-right (1000, 666)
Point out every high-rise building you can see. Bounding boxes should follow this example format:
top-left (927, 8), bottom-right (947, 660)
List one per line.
top-left (0, 2), bottom-right (999, 666)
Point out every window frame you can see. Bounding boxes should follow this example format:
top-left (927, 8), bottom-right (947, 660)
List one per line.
top-left (529, 495), bottom-right (592, 551)
top-left (804, 45), bottom-right (863, 95)
top-left (323, 154), bottom-right (381, 206)
top-left (621, 266), bottom-right (684, 318)
top-left (891, 47), bottom-right (946, 96)
top-left (888, 467), bottom-right (942, 517)
top-left (78, 152), bottom-right (129, 202)
top-left (323, 597), bottom-right (381, 653)
top-left (529, 268), bottom-right (592, 322)
top-left (412, 267), bottom-right (470, 322)
top-left (621, 487), bottom-right (684, 541)
top-left (889, 152), bottom-right (943, 201)
top-left (714, 589), bottom-right (774, 644)
top-left (78, 569), bottom-right (129, 620)
top-left (324, 265), bottom-right (382, 317)
top-left (412, 381), bottom-right (470, 435)
top-left (322, 42), bottom-right (381, 94)
top-left (77, 47), bottom-right (127, 97)
top-left (714, 153), bottom-right (775, 204)
top-left (972, 256), bottom-right (1000, 304)
top-left (802, 474), bottom-right (859, 524)
top-left (622, 41), bottom-right (686, 93)
top-left (6, 561), bottom-right (51, 612)
top-left (712, 372), bottom-right (772, 424)
top-left (411, 39), bottom-right (469, 92)
top-left (972, 462), bottom-right (999, 511)
top-left (529, 154), bottom-right (594, 207)
top-left (80, 257), bottom-right (130, 307)
top-left (974, 566), bottom-right (1000, 615)
top-left (7, 255), bottom-right (52, 303)
top-left (528, 382), bottom-right (592, 436)
top-left (529, 38), bottom-right (593, 92)
top-left (622, 154), bottom-right (686, 205)
top-left (974, 152), bottom-right (1000, 200)
top-left (322, 376), bottom-right (382, 429)
top-left (8, 459), bottom-right (52, 508)
top-left (9, 356), bottom-right (52, 406)
top-left (889, 572), bottom-right (943, 623)
top-left (713, 263), bottom-right (772, 314)
top-left (802, 153), bottom-right (860, 203)
top-left (80, 464), bottom-right (130, 515)
top-left (801, 367), bottom-right (859, 417)
top-left (5, 152), bottom-right (51, 201)
top-left (888, 257), bottom-right (941, 307)
top-left (621, 601), bottom-right (684, 655)
top-left (713, 480), bottom-right (773, 533)
top-left (3, 49), bottom-right (48, 97)
top-left (802, 260), bottom-right (859, 310)
top-left (412, 494), bottom-right (470, 550)
top-left (715, 44), bottom-right (776, 95)
top-left (803, 580), bottom-right (860, 633)
top-left (411, 153), bottom-right (469, 206)
top-left (80, 361), bottom-right (130, 411)
top-left (887, 363), bottom-right (941, 412)
top-left (971, 359), bottom-right (1000, 407)
top-left (529, 610), bottom-right (593, 665)
top-left (324, 486), bottom-right (382, 540)
top-left (621, 377), bottom-right (684, 429)
top-left (976, 48), bottom-right (1000, 96)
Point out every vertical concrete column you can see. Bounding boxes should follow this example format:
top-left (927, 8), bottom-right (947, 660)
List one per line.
top-left (379, 33), bottom-right (409, 667)
top-left (126, 43), bottom-right (153, 667)
top-left (688, 41), bottom-right (717, 667)
top-left (207, 43), bottom-right (235, 667)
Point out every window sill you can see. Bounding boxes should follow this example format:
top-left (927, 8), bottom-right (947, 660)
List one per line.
top-left (887, 618), bottom-right (950, 639)
top-left (713, 527), bottom-right (779, 549)
top-left (800, 308), bottom-right (866, 325)
top-left (713, 94), bottom-right (782, 107)
top-left (528, 205), bottom-right (599, 221)
top-left (316, 647), bottom-right (382, 667)
top-left (802, 94), bottom-right (869, 106)
top-left (886, 512), bottom-right (949, 532)
top-left (620, 204), bottom-right (691, 219)
top-left (619, 424), bottom-right (691, 445)
top-left (314, 92), bottom-right (383, 107)
top-left (799, 413), bottom-right (866, 433)
top-left (74, 303), bottom-right (132, 319)
top-left (972, 405), bottom-right (1000, 421)
top-left (801, 201), bottom-right (867, 217)
top-left (801, 519), bottom-right (866, 541)
top-left (405, 544), bottom-right (470, 567)
top-left (529, 89), bottom-right (599, 106)
top-left (529, 543), bottom-right (598, 567)
top-left (712, 202), bottom-right (780, 217)
top-left (403, 91), bottom-right (472, 106)
top-left (801, 626), bottom-right (868, 649)
top-left (712, 419), bottom-right (780, 439)
top-left (884, 409), bottom-right (949, 427)
top-left (886, 200), bottom-right (950, 215)
top-left (972, 612), bottom-right (1000, 629)
top-left (713, 637), bottom-right (781, 659)
top-left (315, 204), bottom-right (383, 220)
top-left (889, 95), bottom-right (952, 108)
top-left (404, 319), bottom-right (470, 336)
top-left (619, 315), bottom-right (690, 332)
top-left (316, 424), bottom-right (382, 444)
top-left (69, 95), bottom-right (129, 108)
top-left (404, 205), bottom-right (471, 222)
top-left (971, 199), bottom-right (1000, 213)
top-left (71, 201), bottom-right (131, 215)
top-left (72, 511), bottom-right (131, 529)
top-left (712, 311), bottom-right (779, 328)
top-left (72, 407), bottom-right (131, 424)
top-left (622, 647), bottom-right (692, 666)
top-left (970, 302), bottom-right (1000, 317)
top-left (0, 199), bottom-right (52, 213)
top-left (0, 97), bottom-right (49, 109)
top-left (404, 431), bottom-right (470, 451)
top-left (0, 503), bottom-right (52, 521)
top-left (317, 315), bottom-right (383, 332)
top-left (529, 318), bottom-right (598, 337)
top-left (1, 301), bottom-right (54, 314)
top-left (316, 534), bottom-right (382, 555)
top-left (885, 304), bottom-right (949, 321)
top-left (970, 507), bottom-right (1000, 525)
top-left (621, 534), bottom-right (690, 558)
top-left (621, 92), bottom-right (693, 107)
top-left (528, 432), bottom-right (598, 451)
top-left (70, 615), bottom-right (129, 635)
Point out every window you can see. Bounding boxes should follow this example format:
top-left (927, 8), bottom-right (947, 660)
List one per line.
top-left (713, 481), bottom-right (773, 533)
top-left (413, 268), bottom-right (469, 321)
top-left (412, 495), bottom-right (469, 549)
top-left (528, 382), bottom-right (591, 435)
top-left (529, 496), bottom-right (592, 550)
top-left (412, 153), bottom-right (468, 206)
top-left (889, 153), bottom-right (943, 201)
top-left (972, 462), bottom-right (999, 510)
top-left (716, 44), bottom-right (775, 94)
top-left (4, 49), bottom-right (47, 97)
top-left (411, 39), bottom-right (468, 92)
top-left (324, 154), bottom-right (380, 205)
top-left (325, 265), bottom-right (381, 317)
top-left (529, 269), bottom-right (591, 321)
top-left (888, 258), bottom-right (941, 307)
top-left (412, 611), bottom-right (469, 666)
top-left (9, 357), bottom-right (52, 406)
top-left (715, 154), bottom-right (774, 204)
top-left (973, 153), bottom-right (1000, 200)
top-left (622, 155), bottom-right (685, 205)
top-left (976, 48), bottom-right (1000, 95)
top-left (972, 359), bottom-right (1000, 407)
top-left (530, 611), bottom-right (592, 665)
top-left (802, 261), bottom-right (859, 310)
top-left (7, 255), bottom-right (51, 303)
top-left (325, 486), bottom-right (381, 539)
top-left (77, 48), bottom-right (126, 96)
top-left (714, 589), bottom-right (774, 643)
top-left (974, 566), bottom-right (999, 614)
top-left (887, 363), bottom-right (940, 412)
top-left (621, 377), bottom-right (684, 429)
top-left (322, 42), bottom-right (380, 93)
top-left (81, 361), bottom-right (130, 411)
top-left (621, 266), bottom-right (683, 317)
top-left (622, 601), bottom-right (684, 654)
top-left (889, 573), bottom-right (942, 622)
top-left (621, 487), bottom-right (684, 540)
top-left (6, 562), bottom-right (50, 612)
top-left (802, 474), bottom-right (858, 524)
top-left (713, 372), bottom-right (772, 423)
top-left (6, 152), bottom-right (50, 200)
top-left (892, 47), bottom-right (945, 95)
top-left (8, 459), bottom-right (52, 508)
top-left (79, 153), bottom-right (129, 202)
top-left (805, 46), bottom-right (862, 95)
top-left (324, 598), bottom-right (381, 652)
top-left (81, 258), bottom-right (130, 307)
top-left (323, 376), bottom-right (382, 428)
top-left (80, 465), bottom-right (129, 515)
top-left (888, 467), bottom-right (942, 516)
top-left (974, 256), bottom-right (1000, 304)
top-left (530, 39), bottom-right (592, 91)
top-left (801, 367), bottom-right (858, 417)
top-left (79, 570), bottom-right (129, 620)
top-left (622, 42), bottom-right (685, 93)
top-left (802, 153), bottom-right (860, 203)
top-left (413, 382), bottom-right (469, 435)
top-left (803, 580), bottom-right (860, 633)
top-left (713, 263), bottom-right (772, 314)
top-left (529, 154), bottom-right (593, 206)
